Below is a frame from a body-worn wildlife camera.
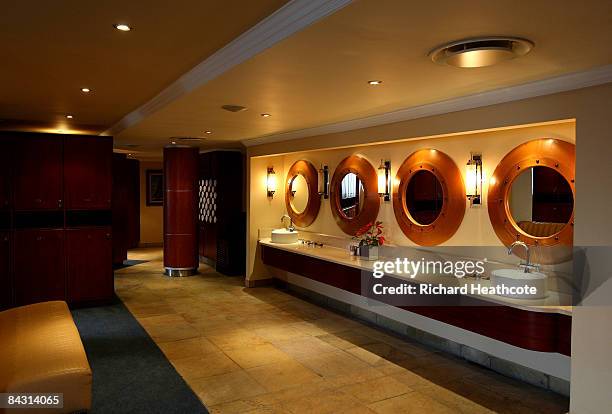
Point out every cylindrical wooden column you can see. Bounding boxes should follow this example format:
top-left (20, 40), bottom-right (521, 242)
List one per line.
top-left (163, 145), bottom-right (199, 276)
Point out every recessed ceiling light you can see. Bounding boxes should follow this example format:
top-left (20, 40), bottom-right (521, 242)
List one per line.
top-left (429, 37), bottom-right (533, 68)
top-left (81, 88), bottom-right (91, 93)
top-left (260, 113), bottom-right (271, 118)
top-left (171, 141), bottom-right (177, 144)
top-left (65, 115), bottom-right (73, 119)
top-left (113, 23), bottom-right (131, 32)
top-left (205, 131), bottom-right (212, 134)
top-left (367, 80), bottom-right (383, 85)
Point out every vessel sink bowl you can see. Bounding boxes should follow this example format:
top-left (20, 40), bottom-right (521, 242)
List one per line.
top-left (490, 269), bottom-right (547, 299)
top-left (271, 229), bottom-right (299, 244)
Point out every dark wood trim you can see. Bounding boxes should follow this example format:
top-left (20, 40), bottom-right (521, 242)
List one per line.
top-left (488, 139), bottom-right (575, 264)
top-left (261, 244), bottom-right (571, 356)
top-left (329, 155), bottom-right (380, 236)
top-left (285, 160), bottom-right (321, 227)
top-left (393, 149), bottom-right (465, 246)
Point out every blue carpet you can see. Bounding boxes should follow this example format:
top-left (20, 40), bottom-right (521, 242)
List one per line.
top-left (71, 299), bottom-right (208, 414)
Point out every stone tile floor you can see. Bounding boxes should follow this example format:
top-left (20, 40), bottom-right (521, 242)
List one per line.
top-left (115, 249), bottom-right (569, 414)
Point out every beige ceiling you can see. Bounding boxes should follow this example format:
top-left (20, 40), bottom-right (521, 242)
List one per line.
top-left (3, 0), bottom-right (612, 159)
top-left (113, 0), bottom-right (612, 157)
top-left (0, 0), bottom-right (287, 136)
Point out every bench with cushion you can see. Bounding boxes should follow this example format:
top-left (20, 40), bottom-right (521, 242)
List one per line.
top-left (0, 301), bottom-right (92, 413)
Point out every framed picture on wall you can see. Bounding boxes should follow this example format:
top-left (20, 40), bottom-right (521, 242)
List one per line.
top-left (146, 170), bottom-right (164, 206)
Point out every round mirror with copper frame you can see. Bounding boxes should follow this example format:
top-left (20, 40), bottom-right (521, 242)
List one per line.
top-left (330, 155), bottom-right (380, 235)
top-left (393, 149), bottom-right (465, 246)
top-left (284, 160), bottom-right (321, 227)
top-left (488, 139), bottom-right (575, 263)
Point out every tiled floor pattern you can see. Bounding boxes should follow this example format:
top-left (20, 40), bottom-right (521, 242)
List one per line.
top-left (115, 249), bottom-right (569, 414)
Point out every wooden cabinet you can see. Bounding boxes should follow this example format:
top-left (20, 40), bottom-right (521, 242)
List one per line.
top-left (14, 229), bottom-right (65, 306)
top-left (0, 232), bottom-right (10, 310)
top-left (2, 131), bottom-right (114, 310)
top-left (0, 138), bottom-right (11, 210)
top-left (14, 135), bottom-right (63, 211)
top-left (67, 227), bottom-right (113, 303)
top-left (64, 136), bottom-right (112, 210)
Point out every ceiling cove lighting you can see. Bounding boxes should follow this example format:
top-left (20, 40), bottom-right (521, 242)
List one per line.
top-left (113, 23), bottom-right (132, 32)
top-left (429, 37), bottom-right (533, 68)
top-left (368, 80), bottom-right (383, 85)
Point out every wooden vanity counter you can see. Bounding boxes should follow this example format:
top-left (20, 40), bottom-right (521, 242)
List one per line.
top-left (260, 239), bottom-right (571, 356)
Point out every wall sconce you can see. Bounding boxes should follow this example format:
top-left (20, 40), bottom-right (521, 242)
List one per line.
top-left (266, 167), bottom-right (277, 198)
top-left (318, 164), bottom-right (329, 199)
top-left (466, 153), bottom-right (482, 205)
top-left (378, 160), bottom-right (391, 201)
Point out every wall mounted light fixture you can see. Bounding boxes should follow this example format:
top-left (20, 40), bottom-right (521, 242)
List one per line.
top-left (267, 167), bottom-right (277, 198)
top-left (318, 165), bottom-right (329, 199)
top-left (466, 153), bottom-right (483, 205)
top-left (377, 160), bottom-right (391, 201)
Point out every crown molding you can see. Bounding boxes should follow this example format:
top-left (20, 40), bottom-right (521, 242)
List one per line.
top-left (102, 0), bottom-right (352, 137)
top-left (242, 64), bottom-right (612, 147)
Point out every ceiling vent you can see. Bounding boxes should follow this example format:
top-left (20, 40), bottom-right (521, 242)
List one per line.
top-left (429, 37), bottom-right (533, 68)
top-left (171, 137), bottom-right (205, 143)
top-left (221, 104), bottom-right (247, 112)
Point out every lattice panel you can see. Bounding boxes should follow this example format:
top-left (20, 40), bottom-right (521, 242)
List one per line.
top-left (198, 179), bottom-right (217, 224)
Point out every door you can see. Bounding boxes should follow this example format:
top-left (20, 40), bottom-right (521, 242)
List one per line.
top-left (14, 229), bottom-right (65, 305)
top-left (64, 136), bottom-right (112, 210)
top-left (66, 227), bottom-right (113, 303)
top-left (0, 232), bottom-right (10, 310)
top-left (14, 135), bottom-right (63, 210)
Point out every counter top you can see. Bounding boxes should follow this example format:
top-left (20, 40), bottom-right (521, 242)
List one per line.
top-left (259, 238), bottom-right (572, 316)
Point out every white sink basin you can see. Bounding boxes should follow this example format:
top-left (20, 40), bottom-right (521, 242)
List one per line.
top-left (490, 269), bottom-right (548, 299)
top-left (271, 229), bottom-right (299, 244)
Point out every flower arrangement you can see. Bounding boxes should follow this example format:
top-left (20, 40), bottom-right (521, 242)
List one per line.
top-left (354, 221), bottom-right (385, 247)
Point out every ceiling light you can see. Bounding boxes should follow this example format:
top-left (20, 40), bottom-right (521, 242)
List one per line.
top-left (368, 80), bottom-right (383, 85)
top-left (81, 88), bottom-right (91, 93)
top-left (65, 115), bottom-right (73, 119)
top-left (205, 131), bottom-right (212, 134)
top-left (113, 23), bottom-right (131, 32)
top-left (171, 141), bottom-right (177, 144)
top-left (429, 37), bottom-right (533, 68)
top-left (261, 113), bottom-right (271, 118)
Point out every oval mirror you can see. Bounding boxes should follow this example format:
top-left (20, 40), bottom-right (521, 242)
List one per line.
top-left (393, 149), bottom-right (465, 246)
top-left (289, 174), bottom-right (309, 214)
top-left (405, 170), bottom-right (444, 225)
top-left (330, 155), bottom-right (380, 235)
top-left (509, 166), bottom-right (574, 237)
top-left (284, 160), bottom-right (321, 227)
top-left (337, 172), bottom-right (365, 219)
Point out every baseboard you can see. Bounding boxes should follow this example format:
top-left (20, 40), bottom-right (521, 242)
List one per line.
top-left (245, 278), bottom-right (275, 288)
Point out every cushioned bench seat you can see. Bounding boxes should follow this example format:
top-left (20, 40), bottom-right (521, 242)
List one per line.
top-left (0, 301), bottom-right (92, 413)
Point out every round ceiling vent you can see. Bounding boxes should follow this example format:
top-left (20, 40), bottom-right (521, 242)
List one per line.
top-left (429, 37), bottom-right (533, 68)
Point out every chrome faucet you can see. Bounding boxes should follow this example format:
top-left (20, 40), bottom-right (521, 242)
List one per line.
top-left (507, 241), bottom-right (540, 273)
top-left (280, 214), bottom-right (295, 232)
